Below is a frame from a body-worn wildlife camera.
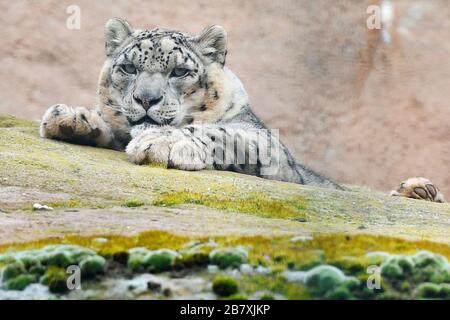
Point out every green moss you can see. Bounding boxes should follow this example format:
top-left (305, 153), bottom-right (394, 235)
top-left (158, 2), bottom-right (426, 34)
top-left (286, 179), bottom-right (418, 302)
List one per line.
top-left (209, 247), bottom-right (248, 269)
top-left (44, 251), bottom-right (72, 268)
top-left (326, 286), bottom-right (353, 300)
top-left (79, 256), bottom-right (106, 278)
top-left (153, 192), bottom-right (308, 219)
top-left (4, 274), bottom-right (38, 291)
top-left (40, 267), bottom-right (68, 294)
top-left (0, 114), bottom-right (35, 128)
top-left (175, 251), bottom-right (210, 269)
top-left (415, 283), bottom-right (441, 299)
top-left (0, 229), bottom-right (449, 299)
top-left (144, 249), bottom-right (179, 272)
top-left (47, 199), bottom-right (99, 209)
top-left (381, 263), bottom-right (404, 280)
top-left (127, 247), bottom-right (180, 272)
top-left (127, 252), bottom-right (146, 271)
top-left (1, 262), bottom-right (26, 281)
top-left (304, 265), bottom-right (349, 295)
top-left (123, 200), bottom-right (145, 208)
top-left (146, 162), bottom-right (168, 169)
top-left (240, 274), bottom-right (309, 300)
top-left (212, 275), bottom-right (239, 297)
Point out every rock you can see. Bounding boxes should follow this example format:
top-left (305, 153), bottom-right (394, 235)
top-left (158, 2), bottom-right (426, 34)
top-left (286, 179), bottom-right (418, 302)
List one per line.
top-left (291, 235), bottom-right (313, 242)
top-left (1, 116), bottom-right (449, 245)
top-left (32, 203), bottom-right (53, 211)
top-left (239, 264), bottom-right (254, 275)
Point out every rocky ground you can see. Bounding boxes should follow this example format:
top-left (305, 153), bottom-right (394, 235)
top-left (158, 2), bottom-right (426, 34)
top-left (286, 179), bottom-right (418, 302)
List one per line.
top-left (0, 115), bottom-right (449, 299)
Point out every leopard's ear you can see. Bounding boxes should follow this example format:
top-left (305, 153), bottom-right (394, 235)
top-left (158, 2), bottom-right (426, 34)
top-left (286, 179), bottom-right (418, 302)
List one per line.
top-left (105, 18), bottom-right (133, 57)
top-left (191, 25), bottom-right (227, 65)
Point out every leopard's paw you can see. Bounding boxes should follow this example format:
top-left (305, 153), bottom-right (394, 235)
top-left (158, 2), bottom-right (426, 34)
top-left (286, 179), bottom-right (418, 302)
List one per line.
top-left (169, 139), bottom-right (208, 171)
top-left (390, 177), bottom-right (445, 203)
top-left (40, 103), bottom-right (73, 138)
top-left (126, 128), bottom-right (175, 166)
top-left (40, 104), bottom-right (108, 144)
top-left (126, 128), bottom-right (207, 170)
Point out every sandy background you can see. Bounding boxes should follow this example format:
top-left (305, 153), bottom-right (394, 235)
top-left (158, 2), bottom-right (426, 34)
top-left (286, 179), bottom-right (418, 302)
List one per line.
top-left (0, 0), bottom-right (449, 198)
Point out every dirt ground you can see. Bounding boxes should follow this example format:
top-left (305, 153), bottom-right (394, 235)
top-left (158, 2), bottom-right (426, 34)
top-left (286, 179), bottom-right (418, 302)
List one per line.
top-left (0, 0), bottom-right (449, 198)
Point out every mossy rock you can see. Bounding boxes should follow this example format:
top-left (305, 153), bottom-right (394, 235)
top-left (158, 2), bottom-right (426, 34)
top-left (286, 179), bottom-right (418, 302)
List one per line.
top-left (79, 256), bottom-right (106, 278)
top-left (4, 274), bottom-right (38, 291)
top-left (1, 262), bottom-right (26, 281)
top-left (144, 249), bottom-right (180, 272)
top-left (174, 251), bottom-right (210, 269)
top-left (415, 283), bottom-right (450, 299)
top-left (127, 247), bottom-right (180, 272)
top-left (40, 267), bottom-right (68, 294)
top-left (209, 247), bottom-right (248, 269)
top-left (304, 265), bottom-right (350, 295)
top-left (212, 275), bottom-right (239, 297)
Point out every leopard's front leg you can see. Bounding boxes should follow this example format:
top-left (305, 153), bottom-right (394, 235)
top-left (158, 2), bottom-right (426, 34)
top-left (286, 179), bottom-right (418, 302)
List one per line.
top-left (40, 104), bottom-right (114, 148)
top-left (126, 126), bottom-right (210, 170)
top-left (126, 125), bottom-right (298, 182)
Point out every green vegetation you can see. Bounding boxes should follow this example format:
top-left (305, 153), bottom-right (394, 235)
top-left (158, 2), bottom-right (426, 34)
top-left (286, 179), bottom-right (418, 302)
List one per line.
top-left (212, 275), bottom-right (239, 297)
top-left (123, 200), bottom-right (145, 208)
top-left (209, 247), bottom-right (248, 269)
top-left (153, 192), bottom-right (308, 219)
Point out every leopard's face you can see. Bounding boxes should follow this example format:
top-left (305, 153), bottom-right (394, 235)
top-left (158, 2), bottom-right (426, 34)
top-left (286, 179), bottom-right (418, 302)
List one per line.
top-left (98, 19), bottom-right (227, 135)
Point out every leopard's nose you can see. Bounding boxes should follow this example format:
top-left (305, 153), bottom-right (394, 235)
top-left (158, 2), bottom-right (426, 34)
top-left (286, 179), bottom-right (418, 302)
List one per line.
top-left (133, 93), bottom-right (163, 111)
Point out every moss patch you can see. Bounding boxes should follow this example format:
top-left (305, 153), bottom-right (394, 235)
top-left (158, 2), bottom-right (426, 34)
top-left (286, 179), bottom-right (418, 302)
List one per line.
top-left (123, 200), bottom-right (145, 208)
top-left (0, 115), bottom-right (35, 128)
top-left (0, 231), bottom-right (449, 299)
top-left (153, 192), bottom-right (308, 219)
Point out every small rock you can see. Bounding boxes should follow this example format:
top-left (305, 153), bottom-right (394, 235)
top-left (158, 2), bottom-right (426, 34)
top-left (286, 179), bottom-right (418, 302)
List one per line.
top-left (291, 235), bottom-right (313, 242)
top-left (147, 281), bottom-right (162, 292)
top-left (32, 203), bottom-right (53, 211)
top-left (93, 237), bottom-right (108, 244)
top-left (207, 265), bottom-right (219, 273)
top-left (255, 265), bottom-right (270, 275)
top-left (292, 217), bottom-right (308, 222)
top-left (239, 264), bottom-right (254, 275)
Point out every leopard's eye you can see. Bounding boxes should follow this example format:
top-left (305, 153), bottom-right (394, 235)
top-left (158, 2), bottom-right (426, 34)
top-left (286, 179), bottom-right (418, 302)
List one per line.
top-left (170, 68), bottom-right (189, 78)
top-left (120, 64), bottom-right (137, 75)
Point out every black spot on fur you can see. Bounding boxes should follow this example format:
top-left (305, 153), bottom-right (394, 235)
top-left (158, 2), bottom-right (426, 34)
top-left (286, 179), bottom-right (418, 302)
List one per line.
top-left (88, 128), bottom-right (101, 139)
top-left (59, 124), bottom-right (73, 136)
top-left (225, 103), bottom-right (234, 113)
top-left (186, 126), bottom-right (195, 134)
top-left (185, 117), bottom-right (194, 125)
top-left (200, 104), bottom-right (207, 111)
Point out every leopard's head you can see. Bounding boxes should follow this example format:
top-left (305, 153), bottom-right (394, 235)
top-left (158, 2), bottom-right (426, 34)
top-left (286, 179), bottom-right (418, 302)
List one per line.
top-left (98, 18), bottom-right (231, 136)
